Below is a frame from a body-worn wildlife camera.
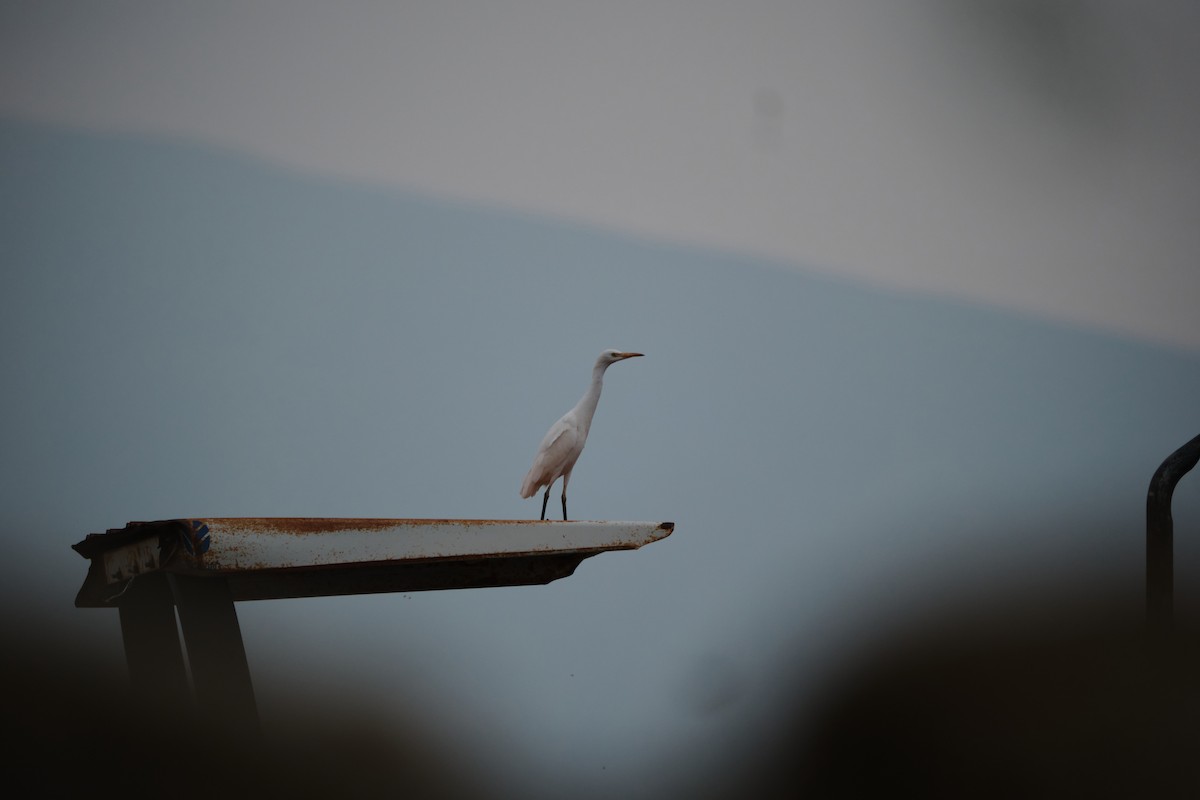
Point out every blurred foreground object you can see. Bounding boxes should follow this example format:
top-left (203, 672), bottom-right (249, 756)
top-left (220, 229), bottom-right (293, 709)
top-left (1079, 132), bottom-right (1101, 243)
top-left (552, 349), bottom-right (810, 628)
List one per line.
top-left (709, 432), bottom-right (1200, 798)
top-left (773, 601), bottom-right (1200, 798)
top-left (1, 616), bottom-right (481, 799)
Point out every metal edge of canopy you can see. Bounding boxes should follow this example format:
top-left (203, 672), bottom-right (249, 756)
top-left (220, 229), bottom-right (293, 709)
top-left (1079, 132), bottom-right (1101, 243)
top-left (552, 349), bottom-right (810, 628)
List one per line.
top-left (73, 519), bottom-right (675, 607)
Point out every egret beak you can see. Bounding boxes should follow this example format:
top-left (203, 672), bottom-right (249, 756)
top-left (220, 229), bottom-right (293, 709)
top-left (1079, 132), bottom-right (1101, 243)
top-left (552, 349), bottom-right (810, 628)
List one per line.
top-left (618, 352), bottom-right (644, 360)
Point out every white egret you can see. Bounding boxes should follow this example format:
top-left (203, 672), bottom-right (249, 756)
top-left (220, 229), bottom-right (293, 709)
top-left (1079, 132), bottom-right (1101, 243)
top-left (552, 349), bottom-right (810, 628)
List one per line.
top-left (520, 349), bottom-right (644, 520)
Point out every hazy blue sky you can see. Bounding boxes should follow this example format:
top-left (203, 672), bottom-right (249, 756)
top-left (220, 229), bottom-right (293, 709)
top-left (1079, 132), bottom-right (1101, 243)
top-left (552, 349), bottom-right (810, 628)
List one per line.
top-left (4, 118), bottom-right (1199, 796)
top-left (2, 4), bottom-right (1199, 798)
top-left (2, 1), bottom-right (1198, 351)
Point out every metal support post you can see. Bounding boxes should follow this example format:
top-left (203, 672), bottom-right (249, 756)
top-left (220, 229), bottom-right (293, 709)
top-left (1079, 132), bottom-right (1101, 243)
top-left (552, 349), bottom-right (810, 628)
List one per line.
top-left (169, 574), bottom-right (260, 734)
top-left (118, 572), bottom-right (191, 714)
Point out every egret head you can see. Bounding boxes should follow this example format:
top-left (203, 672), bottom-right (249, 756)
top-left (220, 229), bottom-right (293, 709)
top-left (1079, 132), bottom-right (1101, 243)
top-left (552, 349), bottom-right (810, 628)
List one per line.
top-left (598, 349), bottom-right (644, 366)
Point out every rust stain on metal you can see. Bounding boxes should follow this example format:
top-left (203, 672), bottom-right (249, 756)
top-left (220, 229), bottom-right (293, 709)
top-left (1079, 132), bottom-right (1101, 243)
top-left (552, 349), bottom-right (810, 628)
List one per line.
top-left (202, 518), bottom-right (526, 535)
top-left (72, 518), bottom-right (674, 606)
top-left (84, 519), bottom-right (674, 570)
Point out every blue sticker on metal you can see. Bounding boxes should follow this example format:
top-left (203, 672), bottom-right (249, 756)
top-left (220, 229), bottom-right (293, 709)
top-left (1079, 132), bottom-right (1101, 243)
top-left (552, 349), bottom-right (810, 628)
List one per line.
top-left (183, 520), bottom-right (211, 556)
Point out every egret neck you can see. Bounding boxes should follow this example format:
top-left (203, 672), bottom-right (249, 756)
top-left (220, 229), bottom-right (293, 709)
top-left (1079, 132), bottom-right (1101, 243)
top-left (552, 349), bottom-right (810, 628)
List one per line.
top-left (573, 356), bottom-right (612, 439)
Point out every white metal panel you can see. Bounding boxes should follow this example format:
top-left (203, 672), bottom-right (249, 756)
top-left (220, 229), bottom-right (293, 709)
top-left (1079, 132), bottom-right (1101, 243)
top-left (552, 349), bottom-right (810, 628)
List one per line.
top-left (177, 519), bottom-right (673, 573)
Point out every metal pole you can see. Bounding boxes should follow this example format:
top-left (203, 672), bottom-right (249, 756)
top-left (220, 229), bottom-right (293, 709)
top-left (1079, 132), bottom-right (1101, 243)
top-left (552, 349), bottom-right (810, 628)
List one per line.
top-left (1146, 432), bottom-right (1200, 630)
top-left (170, 574), bottom-right (260, 734)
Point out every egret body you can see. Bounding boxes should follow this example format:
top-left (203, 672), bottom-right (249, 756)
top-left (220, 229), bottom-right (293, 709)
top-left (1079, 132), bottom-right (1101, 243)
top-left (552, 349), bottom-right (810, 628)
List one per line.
top-left (520, 349), bottom-right (644, 520)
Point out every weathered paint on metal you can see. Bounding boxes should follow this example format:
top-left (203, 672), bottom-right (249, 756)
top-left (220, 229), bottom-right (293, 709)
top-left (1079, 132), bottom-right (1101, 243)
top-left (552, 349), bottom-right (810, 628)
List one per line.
top-left (101, 536), bottom-right (166, 583)
top-left (169, 518), bottom-right (673, 574)
top-left (72, 519), bottom-right (675, 606)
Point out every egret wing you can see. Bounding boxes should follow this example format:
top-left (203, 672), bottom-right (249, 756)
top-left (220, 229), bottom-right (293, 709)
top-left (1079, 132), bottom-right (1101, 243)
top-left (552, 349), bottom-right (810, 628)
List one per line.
top-left (520, 418), bottom-right (582, 497)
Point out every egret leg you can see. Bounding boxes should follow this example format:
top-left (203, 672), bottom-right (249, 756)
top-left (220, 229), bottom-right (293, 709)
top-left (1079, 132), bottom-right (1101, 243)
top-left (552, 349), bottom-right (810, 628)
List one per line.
top-left (540, 489), bottom-right (550, 521)
top-left (561, 471), bottom-right (572, 521)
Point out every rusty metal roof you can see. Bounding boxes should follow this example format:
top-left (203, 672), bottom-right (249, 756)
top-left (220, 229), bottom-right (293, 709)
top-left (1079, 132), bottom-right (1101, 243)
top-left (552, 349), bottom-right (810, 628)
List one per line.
top-left (72, 518), bottom-right (674, 608)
